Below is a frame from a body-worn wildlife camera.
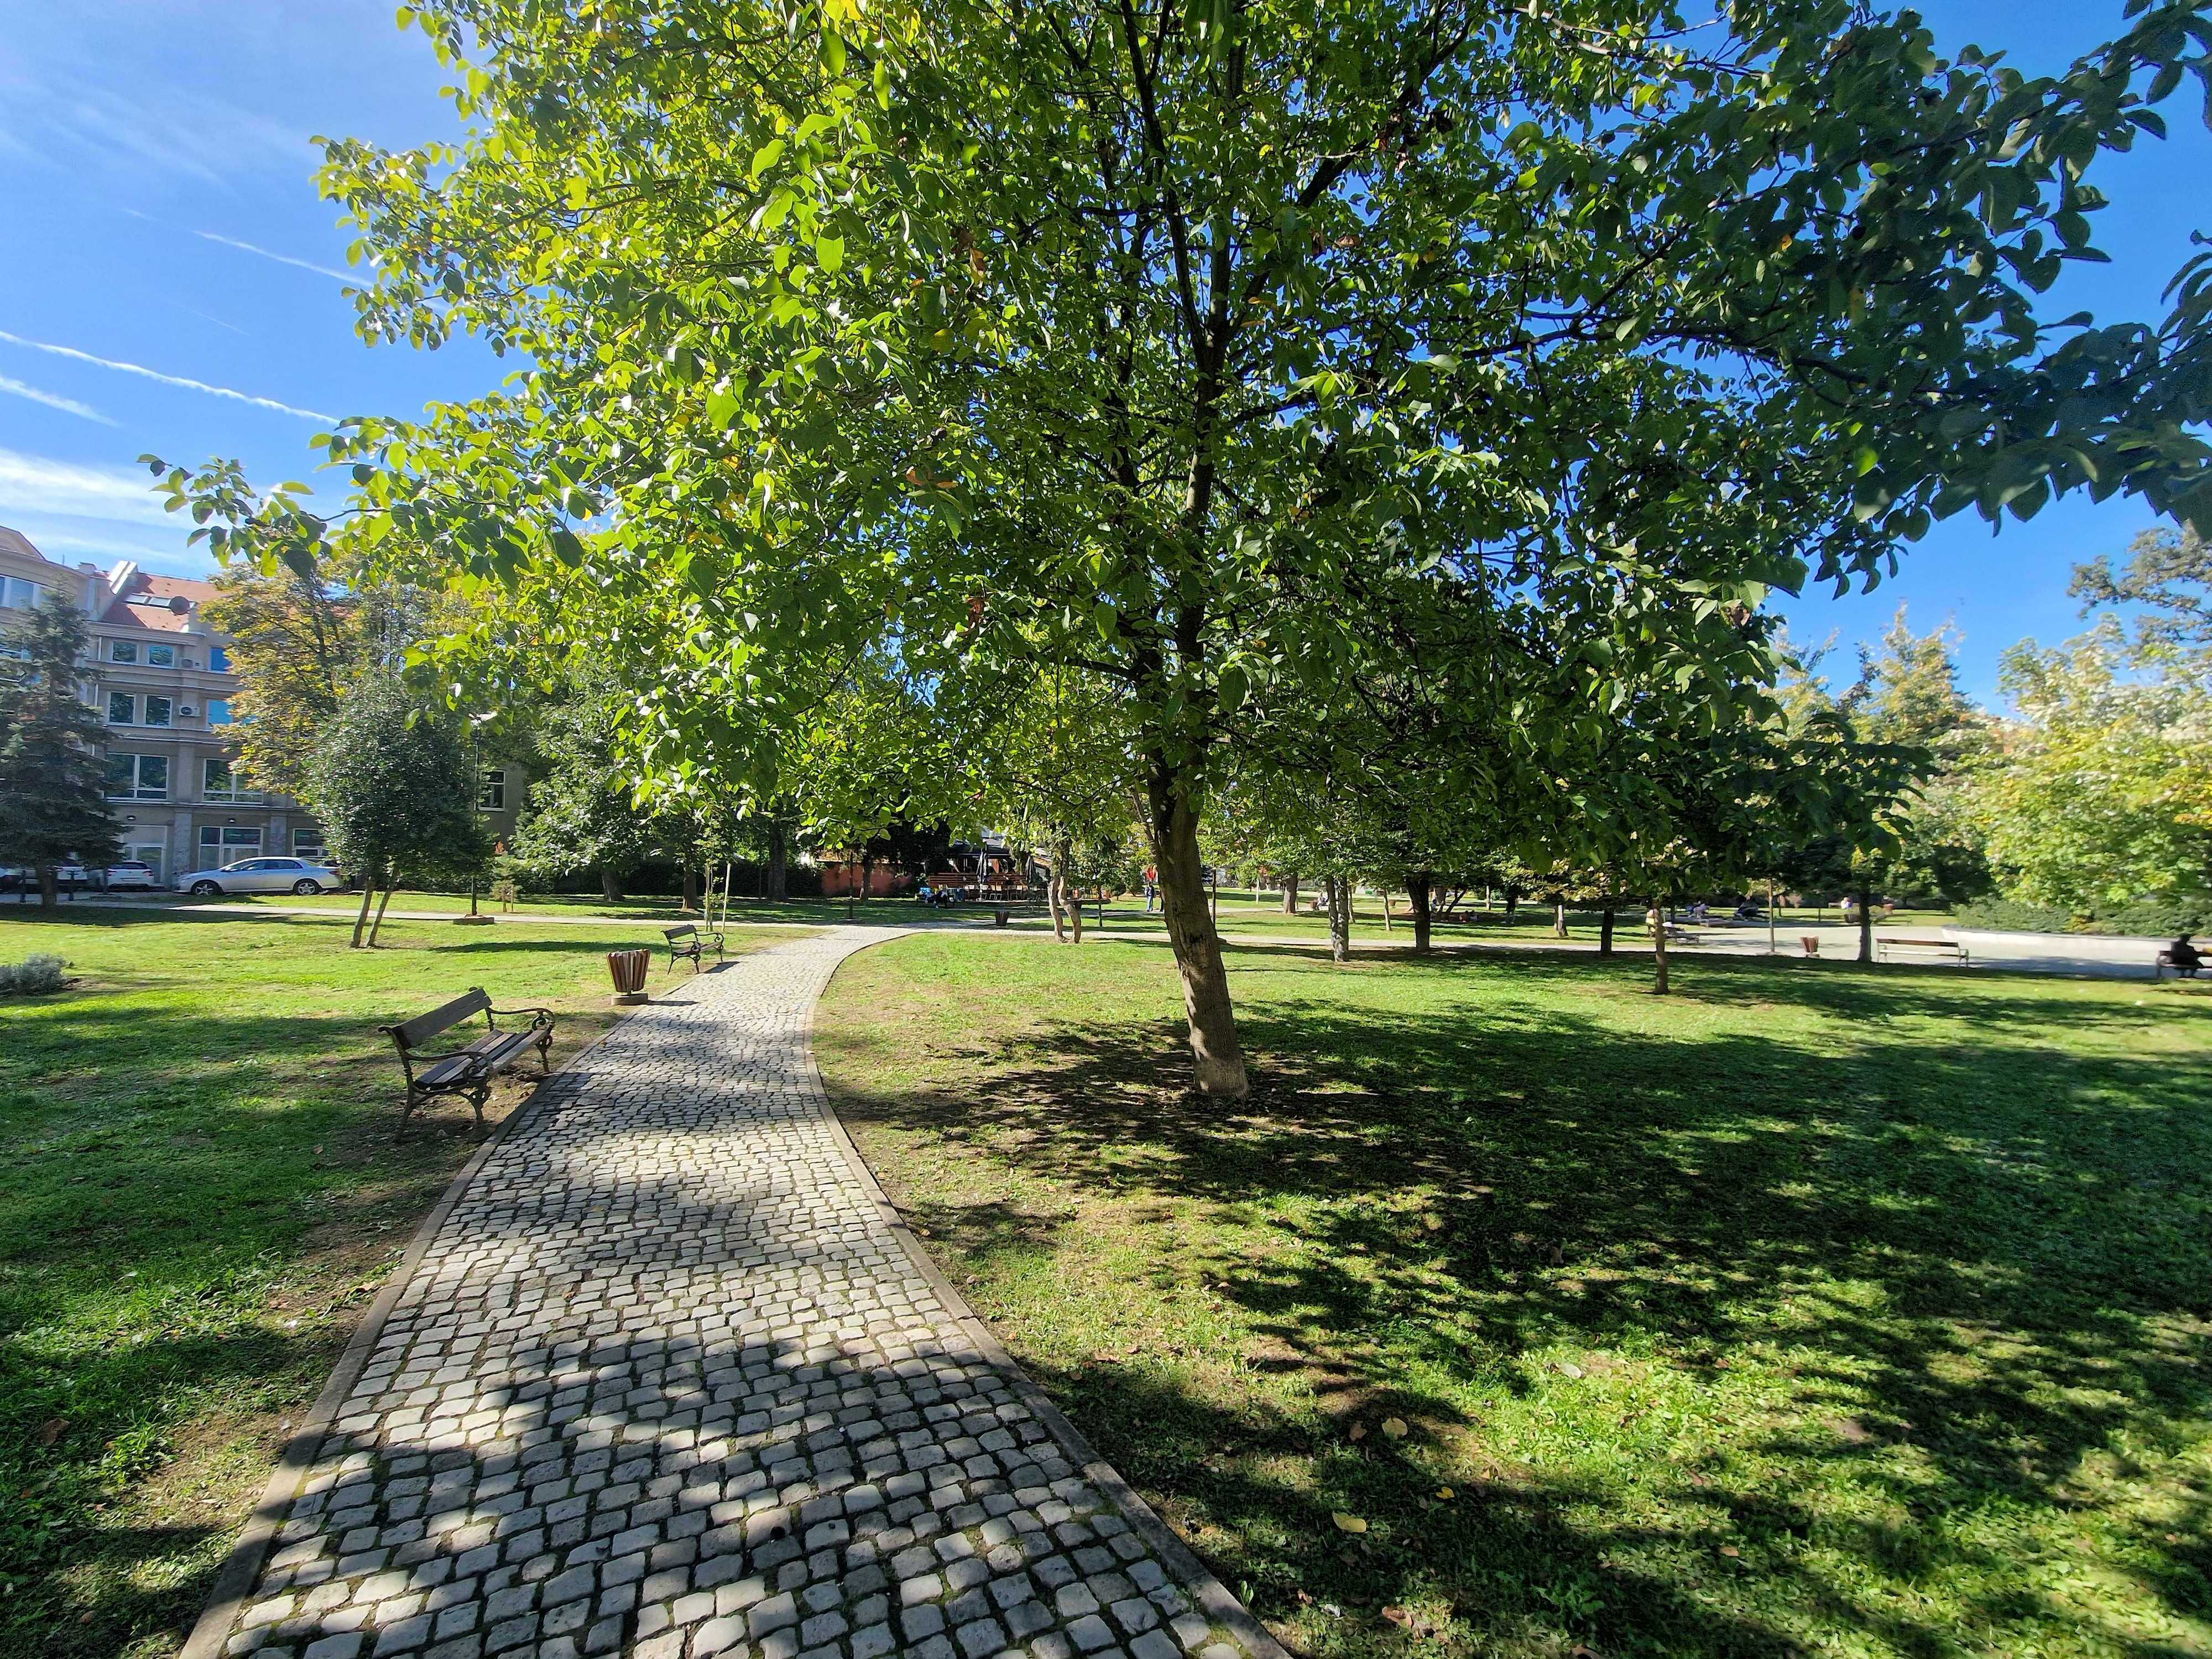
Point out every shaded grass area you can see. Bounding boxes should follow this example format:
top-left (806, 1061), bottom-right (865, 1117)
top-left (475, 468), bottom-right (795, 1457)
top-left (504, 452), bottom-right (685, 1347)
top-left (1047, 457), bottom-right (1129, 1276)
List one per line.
top-left (1002, 893), bottom-right (1952, 945)
top-left (818, 934), bottom-right (2212, 1659)
top-left (0, 911), bottom-right (795, 1659)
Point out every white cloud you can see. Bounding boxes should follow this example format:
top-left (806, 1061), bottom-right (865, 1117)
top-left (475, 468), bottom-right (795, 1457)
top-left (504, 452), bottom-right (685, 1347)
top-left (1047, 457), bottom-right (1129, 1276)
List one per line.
top-left (0, 374), bottom-right (116, 426)
top-left (194, 229), bottom-right (355, 284)
top-left (0, 448), bottom-right (176, 528)
top-left (0, 75), bottom-right (312, 187)
top-left (0, 330), bottom-right (335, 422)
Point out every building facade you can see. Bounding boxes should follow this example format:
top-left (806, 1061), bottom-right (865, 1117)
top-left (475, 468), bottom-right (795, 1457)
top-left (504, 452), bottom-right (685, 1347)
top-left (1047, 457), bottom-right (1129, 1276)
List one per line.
top-left (2, 524), bottom-right (327, 883)
top-left (3, 524), bottom-right (531, 883)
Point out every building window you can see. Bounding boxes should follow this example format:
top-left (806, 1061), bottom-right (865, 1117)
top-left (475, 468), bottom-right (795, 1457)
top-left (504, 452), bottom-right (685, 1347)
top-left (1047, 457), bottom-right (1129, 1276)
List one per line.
top-left (478, 768), bottom-right (507, 811)
top-left (208, 644), bottom-right (230, 672)
top-left (105, 754), bottom-right (169, 800)
top-left (147, 643), bottom-right (175, 667)
top-left (199, 826), bottom-right (262, 856)
top-left (109, 639), bottom-right (138, 664)
top-left (143, 695), bottom-right (171, 728)
top-left (107, 691), bottom-right (135, 724)
top-left (206, 698), bottom-right (232, 726)
top-left (2, 576), bottom-right (41, 609)
top-left (202, 757), bottom-right (260, 804)
top-left (292, 828), bottom-right (326, 862)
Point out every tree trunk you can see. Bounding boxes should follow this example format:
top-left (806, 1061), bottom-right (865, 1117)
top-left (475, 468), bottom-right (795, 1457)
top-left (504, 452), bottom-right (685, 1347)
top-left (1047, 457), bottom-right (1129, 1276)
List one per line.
top-left (367, 885), bottom-right (397, 948)
top-left (36, 863), bottom-right (58, 909)
top-left (1145, 771), bottom-right (1249, 1097)
top-left (860, 854), bottom-right (874, 902)
top-left (1327, 874), bottom-right (1352, 963)
top-left (1599, 906), bottom-right (1616, 957)
top-left (765, 822), bottom-right (789, 901)
top-left (1281, 873), bottom-right (1298, 914)
top-left (1504, 886), bottom-right (1520, 920)
top-left (350, 878), bottom-right (377, 948)
top-left (1553, 900), bottom-right (1568, 938)
top-left (1071, 881), bottom-right (1086, 943)
top-left (1650, 901), bottom-right (1670, 995)
top-left (1047, 844), bottom-right (1069, 941)
top-left (1381, 890), bottom-right (1394, 933)
top-left (1857, 879), bottom-right (1874, 964)
top-left (1410, 869), bottom-right (1432, 955)
top-left (599, 865), bottom-right (623, 902)
top-left (681, 865), bottom-right (698, 912)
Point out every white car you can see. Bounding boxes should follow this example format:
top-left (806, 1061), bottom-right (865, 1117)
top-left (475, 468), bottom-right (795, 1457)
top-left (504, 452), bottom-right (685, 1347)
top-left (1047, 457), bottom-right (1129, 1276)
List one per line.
top-left (175, 857), bottom-right (342, 897)
top-left (102, 860), bottom-right (160, 890)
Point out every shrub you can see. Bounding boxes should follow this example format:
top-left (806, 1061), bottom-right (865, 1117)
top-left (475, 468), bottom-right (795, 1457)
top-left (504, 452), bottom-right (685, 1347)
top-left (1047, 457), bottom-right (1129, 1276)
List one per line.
top-left (1, 953), bottom-right (65, 994)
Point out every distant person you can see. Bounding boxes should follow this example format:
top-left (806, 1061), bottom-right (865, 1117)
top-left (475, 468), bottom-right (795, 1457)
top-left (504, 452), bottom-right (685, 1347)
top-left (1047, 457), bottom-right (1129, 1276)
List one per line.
top-left (2168, 933), bottom-right (2202, 977)
top-left (916, 882), bottom-right (933, 906)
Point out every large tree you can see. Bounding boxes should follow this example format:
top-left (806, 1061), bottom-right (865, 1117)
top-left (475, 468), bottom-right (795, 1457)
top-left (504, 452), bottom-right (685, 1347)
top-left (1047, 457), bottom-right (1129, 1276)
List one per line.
top-left (159, 0), bottom-right (2212, 1094)
top-left (1968, 621), bottom-right (2212, 924)
top-left (0, 598), bottom-right (121, 907)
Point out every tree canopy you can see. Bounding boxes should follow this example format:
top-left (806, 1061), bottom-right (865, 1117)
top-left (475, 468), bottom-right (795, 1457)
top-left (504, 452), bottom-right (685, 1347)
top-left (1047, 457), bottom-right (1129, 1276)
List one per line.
top-left (155, 0), bottom-right (2212, 1090)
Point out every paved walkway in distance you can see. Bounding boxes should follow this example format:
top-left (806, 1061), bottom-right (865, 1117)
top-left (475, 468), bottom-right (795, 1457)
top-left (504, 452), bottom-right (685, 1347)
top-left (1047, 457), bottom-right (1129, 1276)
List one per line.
top-left (195, 928), bottom-right (1271, 1659)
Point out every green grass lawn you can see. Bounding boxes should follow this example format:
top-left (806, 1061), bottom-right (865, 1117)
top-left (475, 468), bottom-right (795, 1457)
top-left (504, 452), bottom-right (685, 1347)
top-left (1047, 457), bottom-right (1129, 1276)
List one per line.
top-left (0, 911), bottom-right (797, 1659)
top-left (817, 933), bottom-right (2212, 1659)
top-left (65, 886), bottom-right (847, 927)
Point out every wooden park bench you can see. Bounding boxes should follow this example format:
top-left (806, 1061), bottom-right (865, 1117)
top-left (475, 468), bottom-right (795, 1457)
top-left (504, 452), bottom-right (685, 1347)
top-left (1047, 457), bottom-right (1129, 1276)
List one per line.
top-left (664, 922), bottom-right (726, 973)
top-left (1875, 935), bottom-right (1970, 966)
top-left (379, 988), bottom-right (555, 1128)
top-left (2155, 947), bottom-right (2202, 979)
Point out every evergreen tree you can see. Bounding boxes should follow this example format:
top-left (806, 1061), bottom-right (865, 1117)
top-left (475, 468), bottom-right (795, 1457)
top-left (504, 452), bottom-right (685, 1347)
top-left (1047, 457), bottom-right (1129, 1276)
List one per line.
top-left (0, 597), bottom-right (121, 907)
top-left (1844, 608), bottom-right (1996, 907)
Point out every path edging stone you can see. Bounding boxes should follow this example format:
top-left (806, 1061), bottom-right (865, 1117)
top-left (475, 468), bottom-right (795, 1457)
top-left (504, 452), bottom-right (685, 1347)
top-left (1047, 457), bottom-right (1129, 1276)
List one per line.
top-left (175, 987), bottom-right (662, 1659)
top-left (808, 933), bottom-right (1293, 1659)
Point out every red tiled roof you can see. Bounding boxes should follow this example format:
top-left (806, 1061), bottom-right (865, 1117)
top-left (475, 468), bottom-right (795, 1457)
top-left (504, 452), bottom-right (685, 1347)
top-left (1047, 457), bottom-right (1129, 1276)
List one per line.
top-left (102, 570), bottom-right (219, 633)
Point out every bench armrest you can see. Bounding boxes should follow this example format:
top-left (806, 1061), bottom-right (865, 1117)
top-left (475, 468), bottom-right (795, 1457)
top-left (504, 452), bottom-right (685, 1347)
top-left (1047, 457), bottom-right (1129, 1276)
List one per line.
top-left (488, 1005), bottom-right (556, 1024)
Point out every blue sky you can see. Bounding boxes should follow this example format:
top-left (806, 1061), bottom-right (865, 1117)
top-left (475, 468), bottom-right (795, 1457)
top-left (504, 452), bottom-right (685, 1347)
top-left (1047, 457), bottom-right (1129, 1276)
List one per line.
top-left (0, 1), bottom-right (2204, 707)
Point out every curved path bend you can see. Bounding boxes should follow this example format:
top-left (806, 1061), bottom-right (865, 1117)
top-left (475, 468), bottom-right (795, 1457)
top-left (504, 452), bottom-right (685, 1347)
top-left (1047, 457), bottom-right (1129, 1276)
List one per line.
top-left (186, 928), bottom-right (1279, 1659)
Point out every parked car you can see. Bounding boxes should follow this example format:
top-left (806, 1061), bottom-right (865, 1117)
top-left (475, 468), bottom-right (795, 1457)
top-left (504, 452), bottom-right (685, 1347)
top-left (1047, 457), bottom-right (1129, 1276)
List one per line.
top-left (174, 857), bottom-right (342, 896)
top-left (102, 860), bottom-right (160, 890)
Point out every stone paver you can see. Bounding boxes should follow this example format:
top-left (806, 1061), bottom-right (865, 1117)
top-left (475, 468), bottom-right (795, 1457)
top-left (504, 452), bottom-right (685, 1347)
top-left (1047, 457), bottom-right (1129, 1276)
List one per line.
top-left (200, 929), bottom-right (1269, 1659)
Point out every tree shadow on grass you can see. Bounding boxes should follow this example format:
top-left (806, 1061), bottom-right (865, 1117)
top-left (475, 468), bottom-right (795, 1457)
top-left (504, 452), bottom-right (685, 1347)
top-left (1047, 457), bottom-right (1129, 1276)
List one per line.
top-left (827, 949), bottom-right (2212, 1656)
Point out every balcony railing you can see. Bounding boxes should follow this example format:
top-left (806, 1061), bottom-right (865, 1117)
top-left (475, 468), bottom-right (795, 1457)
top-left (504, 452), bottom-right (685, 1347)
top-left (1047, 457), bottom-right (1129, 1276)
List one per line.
top-left (200, 787), bottom-right (265, 805)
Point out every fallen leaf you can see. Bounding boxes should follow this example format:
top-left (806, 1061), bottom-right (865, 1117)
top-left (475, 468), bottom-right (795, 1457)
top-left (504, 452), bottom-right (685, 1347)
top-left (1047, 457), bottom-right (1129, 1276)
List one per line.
top-left (1293, 1589), bottom-right (1313, 1606)
top-left (1381, 1417), bottom-right (1408, 1439)
top-left (1382, 1606), bottom-right (1412, 1629)
top-left (1719, 1545), bottom-right (1740, 1558)
top-left (1332, 1512), bottom-right (1368, 1534)
top-left (1347, 1423), bottom-right (1368, 1442)
top-left (1557, 1361), bottom-right (1584, 1379)
top-left (36, 1418), bottom-right (65, 1446)
top-left (1435, 1486), bottom-right (1454, 1500)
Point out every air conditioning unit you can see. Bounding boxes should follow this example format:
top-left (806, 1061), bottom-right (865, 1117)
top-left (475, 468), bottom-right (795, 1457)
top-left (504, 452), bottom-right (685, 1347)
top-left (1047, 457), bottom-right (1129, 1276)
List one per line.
top-left (179, 705), bottom-right (199, 717)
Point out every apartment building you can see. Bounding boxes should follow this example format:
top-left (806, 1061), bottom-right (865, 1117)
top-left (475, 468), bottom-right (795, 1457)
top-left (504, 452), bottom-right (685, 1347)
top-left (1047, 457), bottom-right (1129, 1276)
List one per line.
top-left (0, 524), bottom-right (327, 883)
top-left (3, 524), bottom-right (531, 880)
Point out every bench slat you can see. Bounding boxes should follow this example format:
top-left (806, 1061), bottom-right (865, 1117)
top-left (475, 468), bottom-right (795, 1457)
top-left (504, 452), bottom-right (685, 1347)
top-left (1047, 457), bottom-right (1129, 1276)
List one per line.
top-left (391, 988), bottom-right (492, 1050)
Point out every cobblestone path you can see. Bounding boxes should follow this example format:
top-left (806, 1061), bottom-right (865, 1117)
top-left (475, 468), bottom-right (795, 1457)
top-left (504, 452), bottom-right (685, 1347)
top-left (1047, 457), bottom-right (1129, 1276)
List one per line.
top-left (195, 929), bottom-right (1274, 1659)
